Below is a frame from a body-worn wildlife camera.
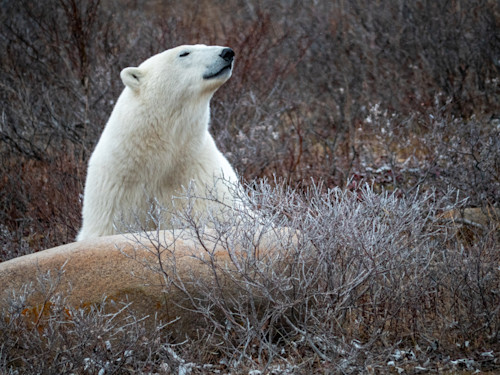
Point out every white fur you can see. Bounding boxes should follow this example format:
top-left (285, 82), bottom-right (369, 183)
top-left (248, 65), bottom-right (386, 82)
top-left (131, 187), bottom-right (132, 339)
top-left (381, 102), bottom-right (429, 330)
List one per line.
top-left (77, 45), bottom-right (238, 241)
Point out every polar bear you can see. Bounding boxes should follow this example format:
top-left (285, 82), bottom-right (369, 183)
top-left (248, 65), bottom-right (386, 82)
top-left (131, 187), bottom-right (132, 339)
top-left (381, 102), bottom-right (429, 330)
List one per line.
top-left (77, 45), bottom-right (239, 241)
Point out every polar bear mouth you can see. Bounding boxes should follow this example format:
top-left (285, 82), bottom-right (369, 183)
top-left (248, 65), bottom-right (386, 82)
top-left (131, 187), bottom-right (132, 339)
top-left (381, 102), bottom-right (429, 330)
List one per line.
top-left (203, 63), bottom-right (233, 80)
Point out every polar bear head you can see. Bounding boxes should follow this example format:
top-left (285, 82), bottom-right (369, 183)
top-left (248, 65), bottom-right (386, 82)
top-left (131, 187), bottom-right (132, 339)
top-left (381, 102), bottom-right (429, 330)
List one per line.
top-left (120, 44), bottom-right (235, 102)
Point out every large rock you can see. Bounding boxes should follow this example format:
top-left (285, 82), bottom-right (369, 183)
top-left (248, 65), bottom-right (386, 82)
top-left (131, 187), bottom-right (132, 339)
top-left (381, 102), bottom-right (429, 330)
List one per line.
top-left (440, 206), bottom-right (500, 243)
top-left (0, 229), bottom-right (292, 337)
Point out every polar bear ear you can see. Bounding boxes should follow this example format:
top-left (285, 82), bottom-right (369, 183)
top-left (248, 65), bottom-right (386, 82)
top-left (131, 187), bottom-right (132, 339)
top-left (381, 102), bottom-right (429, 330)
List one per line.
top-left (120, 67), bottom-right (144, 91)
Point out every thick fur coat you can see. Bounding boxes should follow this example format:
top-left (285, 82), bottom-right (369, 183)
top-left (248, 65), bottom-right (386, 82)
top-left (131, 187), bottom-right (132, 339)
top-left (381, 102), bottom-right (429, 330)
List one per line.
top-left (77, 45), bottom-right (238, 241)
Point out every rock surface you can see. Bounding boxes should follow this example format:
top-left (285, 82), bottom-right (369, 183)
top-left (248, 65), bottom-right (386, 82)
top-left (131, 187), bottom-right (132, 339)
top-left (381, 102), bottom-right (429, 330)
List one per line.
top-left (0, 229), bottom-right (285, 336)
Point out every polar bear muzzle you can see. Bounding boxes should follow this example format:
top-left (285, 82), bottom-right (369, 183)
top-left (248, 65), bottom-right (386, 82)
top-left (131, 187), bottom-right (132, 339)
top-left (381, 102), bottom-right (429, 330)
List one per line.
top-left (203, 48), bottom-right (235, 80)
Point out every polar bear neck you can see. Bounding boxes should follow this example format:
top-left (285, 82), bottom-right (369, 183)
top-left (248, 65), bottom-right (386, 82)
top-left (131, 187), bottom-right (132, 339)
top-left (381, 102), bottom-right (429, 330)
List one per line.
top-left (102, 90), bottom-right (213, 168)
top-left (167, 98), bottom-right (211, 148)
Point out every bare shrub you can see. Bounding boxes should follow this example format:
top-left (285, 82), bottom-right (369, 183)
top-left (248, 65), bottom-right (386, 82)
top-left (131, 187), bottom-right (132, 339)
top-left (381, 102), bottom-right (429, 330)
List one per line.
top-left (112, 180), bottom-right (499, 372)
top-left (0, 154), bottom-right (84, 256)
top-left (429, 115), bottom-right (500, 207)
top-left (274, 0), bottom-right (500, 187)
top-left (351, 100), bottom-right (500, 208)
top-left (1, 0), bottom-right (116, 157)
top-left (1, 180), bottom-right (498, 372)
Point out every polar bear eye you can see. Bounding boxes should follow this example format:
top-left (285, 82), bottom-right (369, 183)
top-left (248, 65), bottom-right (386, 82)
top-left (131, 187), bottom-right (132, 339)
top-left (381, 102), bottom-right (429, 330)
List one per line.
top-left (179, 51), bottom-right (190, 57)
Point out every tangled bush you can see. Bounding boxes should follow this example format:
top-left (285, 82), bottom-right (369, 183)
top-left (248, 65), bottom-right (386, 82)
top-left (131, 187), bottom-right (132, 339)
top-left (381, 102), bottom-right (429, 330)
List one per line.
top-left (4, 182), bottom-right (497, 373)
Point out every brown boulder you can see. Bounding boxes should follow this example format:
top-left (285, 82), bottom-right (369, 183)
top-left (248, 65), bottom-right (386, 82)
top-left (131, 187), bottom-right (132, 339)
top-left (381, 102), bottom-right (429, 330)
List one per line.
top-left (0, 229), bottom-right (290, 336)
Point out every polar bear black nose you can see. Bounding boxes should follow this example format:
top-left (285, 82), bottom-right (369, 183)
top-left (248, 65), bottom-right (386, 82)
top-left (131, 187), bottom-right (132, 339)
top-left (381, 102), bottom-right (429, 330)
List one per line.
top-left (220, 48), bottom-right (235, 62)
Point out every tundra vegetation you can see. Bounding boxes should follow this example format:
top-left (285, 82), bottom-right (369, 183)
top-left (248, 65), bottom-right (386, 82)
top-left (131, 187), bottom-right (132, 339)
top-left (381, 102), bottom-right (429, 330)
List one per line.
top-left (1, 0), bottom-right (499, 373)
